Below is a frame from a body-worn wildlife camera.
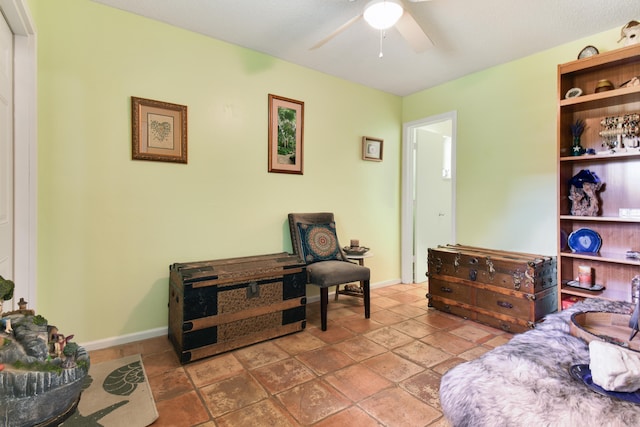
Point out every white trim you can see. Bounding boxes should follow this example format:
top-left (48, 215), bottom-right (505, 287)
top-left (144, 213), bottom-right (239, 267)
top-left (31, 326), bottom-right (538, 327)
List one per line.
top-left (80, 326), bottom-right (168, 352)
top-left (80, 280), bottom-right (403, 351)
top-left (0, 0), bottom-right (37, 308)
top-left (401, 111), bottom-right (457, 283)
top-left (0, 0), bottom-right (34, 36)
top-left (401, 121), bottom-right (416, 283)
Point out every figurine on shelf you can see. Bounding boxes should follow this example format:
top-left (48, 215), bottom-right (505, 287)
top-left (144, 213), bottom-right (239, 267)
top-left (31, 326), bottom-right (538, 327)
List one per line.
top-left (570, 119), bottom-right (586, 156)
top-left (569, 169), bottom-right (602, 216)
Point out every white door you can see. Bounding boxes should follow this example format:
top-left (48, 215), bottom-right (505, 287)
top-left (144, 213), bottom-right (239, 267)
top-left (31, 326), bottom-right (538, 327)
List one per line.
top-left (414, 126), bottom-right (453, 283)
top-left (401, 112), bottom-right (456, 284)
top-left (0, 12), bottom-right (13, 306)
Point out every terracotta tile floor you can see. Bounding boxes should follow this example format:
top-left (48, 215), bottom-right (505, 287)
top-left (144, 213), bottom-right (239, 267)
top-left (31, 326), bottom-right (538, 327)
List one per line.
top-left (89, 283), bottom-right (513, 426)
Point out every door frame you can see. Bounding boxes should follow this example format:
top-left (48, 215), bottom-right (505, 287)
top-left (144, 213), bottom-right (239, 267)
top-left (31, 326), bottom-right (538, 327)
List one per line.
top-left (401, 111), bottom-right (457, 283)
top-left (0, 0), bottom-right (37, 309)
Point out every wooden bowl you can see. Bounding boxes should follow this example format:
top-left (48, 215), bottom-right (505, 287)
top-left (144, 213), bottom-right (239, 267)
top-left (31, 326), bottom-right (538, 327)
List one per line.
top-left (569, 311), bottom-right (640, 352)
top-left (594, 79), bottom-right (614, 93)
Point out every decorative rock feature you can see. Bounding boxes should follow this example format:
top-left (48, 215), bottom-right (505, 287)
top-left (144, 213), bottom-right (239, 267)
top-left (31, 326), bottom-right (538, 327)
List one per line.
top-left (1, 314), bottom-right (49, 364)
top-left (0, 313), bottom-right (89, 427)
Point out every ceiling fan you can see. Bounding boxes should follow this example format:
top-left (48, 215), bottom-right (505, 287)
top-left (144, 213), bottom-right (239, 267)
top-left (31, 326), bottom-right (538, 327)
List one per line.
top-left (311, 0), bottom-right (434, 53)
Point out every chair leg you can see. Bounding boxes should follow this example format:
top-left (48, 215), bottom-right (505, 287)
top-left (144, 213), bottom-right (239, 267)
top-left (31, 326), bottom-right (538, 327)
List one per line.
top-left (363, 280), bottom-right (370, 319)
top-left (321, 287), bottom-right (329, 331)
top-left (334, 284), bottom-right (340, 301)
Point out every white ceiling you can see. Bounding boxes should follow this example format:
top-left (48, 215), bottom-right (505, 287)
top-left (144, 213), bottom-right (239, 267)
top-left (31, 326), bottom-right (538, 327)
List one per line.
top-left (91, 0), bottom-right (639, 96)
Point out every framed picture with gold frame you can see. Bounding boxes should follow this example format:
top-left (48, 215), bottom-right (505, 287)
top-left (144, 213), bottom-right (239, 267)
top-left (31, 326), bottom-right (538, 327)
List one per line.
top-left (362, 136), bottom-right (383, 162)
top-left (268, 94), bottom-right (304, 174)
top-left (131, 96), bottom-right (187, 164)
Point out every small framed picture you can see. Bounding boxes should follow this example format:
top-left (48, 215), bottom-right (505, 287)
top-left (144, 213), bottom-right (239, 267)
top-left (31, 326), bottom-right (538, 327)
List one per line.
top-left (131, 96), bottom-right (187, 164)
top-left (362, 136), bottom-right (383, 162)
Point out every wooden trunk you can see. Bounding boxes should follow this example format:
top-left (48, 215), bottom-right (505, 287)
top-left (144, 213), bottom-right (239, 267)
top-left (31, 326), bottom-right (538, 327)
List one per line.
top-left (427, 245), bottom-right (557, 333)
top-left (169, 252), bottom-right (306, 364)
top-left (428, 244), bottom-right (556, 293)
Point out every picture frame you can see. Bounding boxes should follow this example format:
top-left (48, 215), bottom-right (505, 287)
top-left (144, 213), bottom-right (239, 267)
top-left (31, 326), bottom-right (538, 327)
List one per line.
top-left (362, 136), bottom-right (383, 162)
top-left (131, 96), bottom-right (187, 164)
top-left (268, 94), bottom-right (304, 174)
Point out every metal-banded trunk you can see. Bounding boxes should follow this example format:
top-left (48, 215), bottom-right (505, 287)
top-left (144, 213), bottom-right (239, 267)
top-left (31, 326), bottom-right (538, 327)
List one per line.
top-left (427, 245), bottom-right (557, 333)
top-left (169, 252), bottom-right (306, 364)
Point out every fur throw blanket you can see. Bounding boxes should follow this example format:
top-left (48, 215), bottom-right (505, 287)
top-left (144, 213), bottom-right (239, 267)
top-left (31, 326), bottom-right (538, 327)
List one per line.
top-left (440, 298), bottom-right (640, 427)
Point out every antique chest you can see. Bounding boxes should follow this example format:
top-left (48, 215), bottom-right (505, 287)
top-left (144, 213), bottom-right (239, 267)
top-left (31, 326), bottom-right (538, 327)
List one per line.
top-left (169, 252), bottom-right (306, 364)
top-left (427, 244), bottom-right (557, 333)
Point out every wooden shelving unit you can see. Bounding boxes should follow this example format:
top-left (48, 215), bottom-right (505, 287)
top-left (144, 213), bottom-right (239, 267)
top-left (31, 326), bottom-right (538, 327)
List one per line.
top-left (557, 44), bottom-right (640, 308)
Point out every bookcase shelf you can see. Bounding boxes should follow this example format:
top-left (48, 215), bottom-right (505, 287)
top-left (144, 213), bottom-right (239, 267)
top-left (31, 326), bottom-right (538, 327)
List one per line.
top-left (557, 44), bottom-right (640, 308)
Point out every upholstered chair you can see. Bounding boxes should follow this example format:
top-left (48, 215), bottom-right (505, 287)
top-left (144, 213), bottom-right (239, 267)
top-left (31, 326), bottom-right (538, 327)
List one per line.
top-left (288, 212), bottom-right (370, 331)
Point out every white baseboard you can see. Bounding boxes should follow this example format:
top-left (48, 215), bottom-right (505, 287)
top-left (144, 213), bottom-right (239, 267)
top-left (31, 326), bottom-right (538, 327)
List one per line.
top-left (80, 326), bottom-right (168, 352)
top-left (80, 279), bottom-right (401, 351)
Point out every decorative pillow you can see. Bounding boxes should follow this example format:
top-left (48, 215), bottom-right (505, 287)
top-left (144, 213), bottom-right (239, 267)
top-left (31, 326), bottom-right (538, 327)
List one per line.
top-left (297, 222), bottom-right (341, 263)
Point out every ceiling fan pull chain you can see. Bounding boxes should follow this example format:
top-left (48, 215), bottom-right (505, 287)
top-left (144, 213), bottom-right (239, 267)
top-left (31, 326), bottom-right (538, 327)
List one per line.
top-left (379, 29), bottom-right (385, 58)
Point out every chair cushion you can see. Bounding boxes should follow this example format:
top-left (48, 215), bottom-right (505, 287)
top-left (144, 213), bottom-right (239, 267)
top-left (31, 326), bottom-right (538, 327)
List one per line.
top-left (306, 261), bottom-right (370, 287)
top-left (297, 222), bottom-right (341, 263)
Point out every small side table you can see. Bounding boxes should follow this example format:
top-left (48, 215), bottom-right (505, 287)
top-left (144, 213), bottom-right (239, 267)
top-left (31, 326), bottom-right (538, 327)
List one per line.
top-left (335, 252), bottom-right (373, 300)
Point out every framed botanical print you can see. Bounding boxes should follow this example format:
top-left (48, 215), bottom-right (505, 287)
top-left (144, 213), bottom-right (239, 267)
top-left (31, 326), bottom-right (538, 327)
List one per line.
top-left (268, 94), bottom-right (304, 174)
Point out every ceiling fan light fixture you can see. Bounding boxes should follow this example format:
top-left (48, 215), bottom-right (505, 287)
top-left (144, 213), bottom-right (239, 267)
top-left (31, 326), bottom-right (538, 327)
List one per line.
top-left (363, 0), bottom-right (404, 30)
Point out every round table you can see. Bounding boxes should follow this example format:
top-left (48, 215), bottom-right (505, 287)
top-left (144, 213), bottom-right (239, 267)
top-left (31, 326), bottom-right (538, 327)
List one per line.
top-left (335, 252), bottom-right (373, 300)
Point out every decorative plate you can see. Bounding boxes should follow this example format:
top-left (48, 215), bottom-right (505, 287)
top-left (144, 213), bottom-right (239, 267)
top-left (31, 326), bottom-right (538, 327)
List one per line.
top-left (578, 45), bottom-right (599, 59)
top-left (343, 246), bottom-right (369, 256)
top-left (570, 364), bottom-right (640, 404)
top-left (568, 228), bottom-right (602, 253)
top-left (565, 87), bottom-right (583, 99)
top-left (565, 280), bottom-right (605, 292)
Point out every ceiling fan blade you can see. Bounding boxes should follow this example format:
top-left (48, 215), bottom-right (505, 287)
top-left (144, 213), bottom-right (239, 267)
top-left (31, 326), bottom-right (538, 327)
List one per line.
top-left (310, 14), bottom-right (363, 50)
top-left (395, 10), bottom-right (434, 53)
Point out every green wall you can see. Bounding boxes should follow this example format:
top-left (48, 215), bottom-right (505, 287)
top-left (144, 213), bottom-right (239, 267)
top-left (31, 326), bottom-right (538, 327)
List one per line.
top-left (30, 0), bottom-right (632, 345)
top-left (403, 27), bottom-right (623, 255)
top-left (31, 0), bottom-right (402, 344)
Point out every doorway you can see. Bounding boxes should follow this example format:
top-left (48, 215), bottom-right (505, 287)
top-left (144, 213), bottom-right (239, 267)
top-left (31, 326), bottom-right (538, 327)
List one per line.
top-left (401, 111), bottom-right (457, 283)
top-left (0, 1), bottom-right (37, 310)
